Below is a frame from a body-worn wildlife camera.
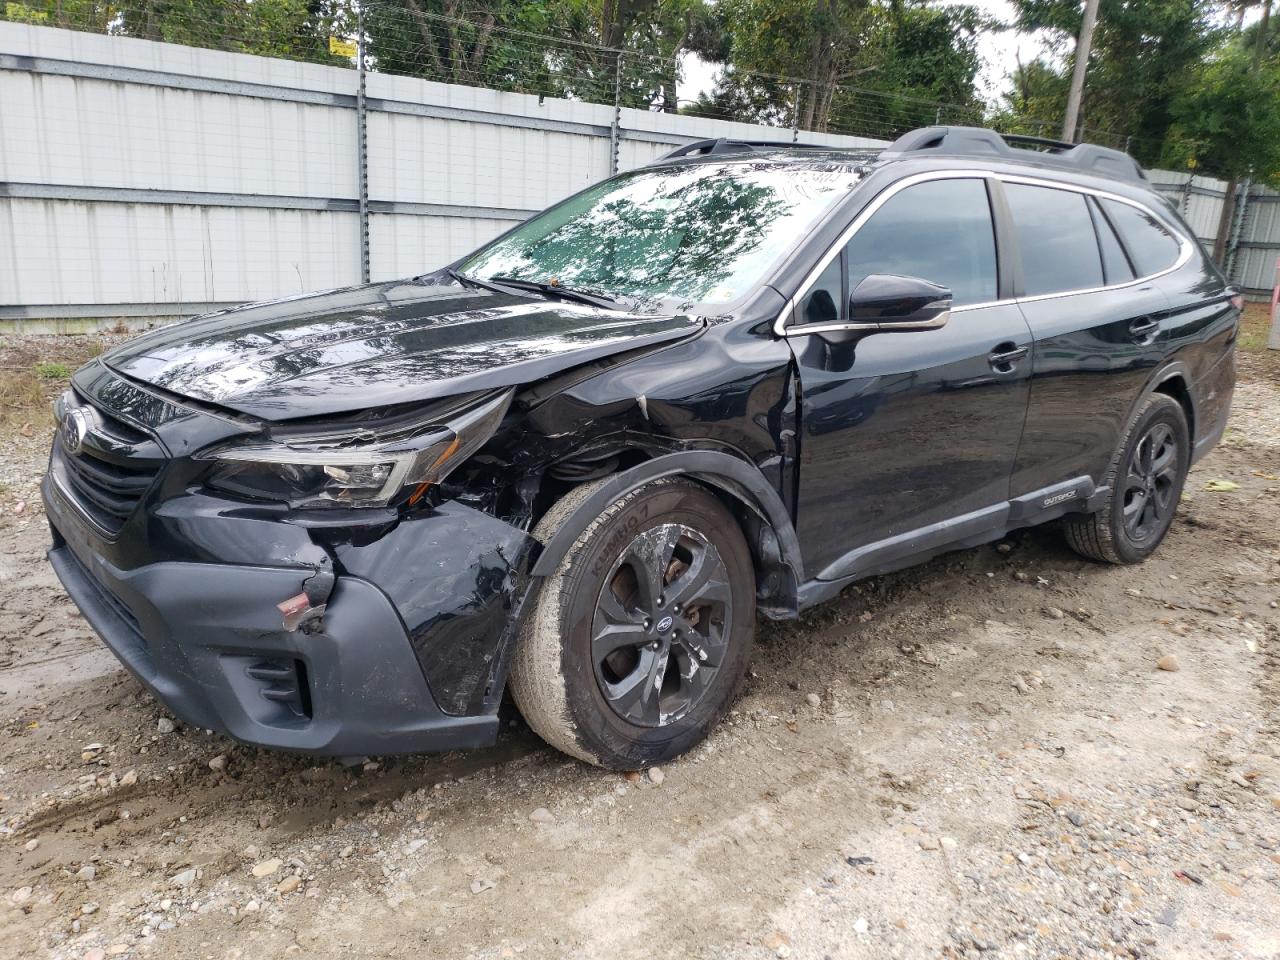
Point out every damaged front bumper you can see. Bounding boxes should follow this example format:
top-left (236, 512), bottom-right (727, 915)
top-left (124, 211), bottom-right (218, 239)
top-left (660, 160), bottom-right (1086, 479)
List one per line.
top-left (42, 474), bottom-right (536, 756)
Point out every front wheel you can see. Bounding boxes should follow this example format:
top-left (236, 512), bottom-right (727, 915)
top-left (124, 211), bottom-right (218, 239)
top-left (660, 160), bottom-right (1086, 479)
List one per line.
top-left (1064, 393), bottom-right (1190, 564)
top-left (509, 479), bottom-right (755, 768)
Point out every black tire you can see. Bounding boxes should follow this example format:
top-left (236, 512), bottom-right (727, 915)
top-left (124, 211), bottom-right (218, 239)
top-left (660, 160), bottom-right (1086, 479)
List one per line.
top-left (1064, 393), bottom-right (1190, 564)
top-left (509, 478), bottom-right (755, 769)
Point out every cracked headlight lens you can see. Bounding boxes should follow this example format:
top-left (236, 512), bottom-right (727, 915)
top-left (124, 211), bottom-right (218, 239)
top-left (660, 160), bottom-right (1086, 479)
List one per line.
top-left (200, 390), bottom-right (512, 509)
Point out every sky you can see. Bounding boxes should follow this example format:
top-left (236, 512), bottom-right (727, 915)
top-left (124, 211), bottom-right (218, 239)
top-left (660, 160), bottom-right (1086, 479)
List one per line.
top-left (960, 0), bottom-right (1055, 102)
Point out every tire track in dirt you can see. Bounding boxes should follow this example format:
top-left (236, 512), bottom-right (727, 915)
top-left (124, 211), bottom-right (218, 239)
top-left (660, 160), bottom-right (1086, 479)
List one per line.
top-left (1, 348), bottom-right (1277, 959)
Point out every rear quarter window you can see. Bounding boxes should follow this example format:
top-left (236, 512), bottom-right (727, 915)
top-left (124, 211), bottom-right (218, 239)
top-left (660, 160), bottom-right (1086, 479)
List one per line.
top-left (1087, 196), bottom-right (1135, 285)
top-left (1099, 198), bottom-right (1182, 277)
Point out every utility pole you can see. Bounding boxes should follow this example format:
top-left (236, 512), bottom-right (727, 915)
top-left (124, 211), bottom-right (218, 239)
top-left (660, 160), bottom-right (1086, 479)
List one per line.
top-left (608, 50), bottom-right (623, 175)
top-left (1254, 0), bottom-right (1273, 61)
top-left (356, 1), bottom-right (370, 284)
top-left (1062, 0), bottom-right (1101, 143)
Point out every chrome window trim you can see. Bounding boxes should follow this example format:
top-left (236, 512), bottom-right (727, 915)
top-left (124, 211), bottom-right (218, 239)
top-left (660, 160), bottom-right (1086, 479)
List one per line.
top-left (775, 168), bottom-right (1195, 337)
top-left (997, 174), bottom-right (1193, 304)
top-left (787, 308), bottom-right (951, 338)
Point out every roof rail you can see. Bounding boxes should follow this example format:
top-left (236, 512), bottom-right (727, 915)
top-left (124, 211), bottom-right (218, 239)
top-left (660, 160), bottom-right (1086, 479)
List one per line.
top-left (883, 126), bottom-right (1147, 184)
top-left (1000, 132), bottom-right (1077, 151)
top-left (656, 138), bottom-right (840, 162)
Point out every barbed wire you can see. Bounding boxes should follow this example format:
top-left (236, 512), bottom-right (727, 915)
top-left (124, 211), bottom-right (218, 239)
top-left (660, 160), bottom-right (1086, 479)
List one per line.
top-left (0, 0), bottom-right (1223, 175)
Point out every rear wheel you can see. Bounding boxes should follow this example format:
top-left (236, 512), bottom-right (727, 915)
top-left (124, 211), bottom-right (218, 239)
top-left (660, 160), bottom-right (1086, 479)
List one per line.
top-left (1064, 393), bottom-right (1190, 564)
top-left (509, 479), bottom-right (755, 768)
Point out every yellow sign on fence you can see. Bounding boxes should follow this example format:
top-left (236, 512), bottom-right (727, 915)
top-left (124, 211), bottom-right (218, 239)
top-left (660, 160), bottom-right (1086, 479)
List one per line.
top-left (327, 36), bottom-right (358, 58)
top-left (329, 36), bottom-right (357, 58)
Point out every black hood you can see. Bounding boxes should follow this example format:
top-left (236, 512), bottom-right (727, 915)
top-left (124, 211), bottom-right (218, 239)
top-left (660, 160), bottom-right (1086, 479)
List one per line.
top-left (102, 279), bottom-right (703, 421)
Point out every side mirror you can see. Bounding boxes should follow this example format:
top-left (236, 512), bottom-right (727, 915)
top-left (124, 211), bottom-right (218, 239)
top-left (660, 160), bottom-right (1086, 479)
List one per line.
top-left (848, 274), bottom-right (952, 330)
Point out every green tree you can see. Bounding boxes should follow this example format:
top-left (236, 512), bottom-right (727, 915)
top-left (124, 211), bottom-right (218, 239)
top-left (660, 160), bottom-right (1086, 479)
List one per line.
top-left (831, 1), bottom-right (985, 136)
top-left (1164, 5), bottom-right (1279, 260)
top-left (1162, 39), bottom-right (1280, 182)
top-left (681, 71), bottom-right (797, 126)
top-left (1, 0), bottom-right (354, 64)
top-left (987, 56), bottom-right (1069, 137)
top-left (364, 0), bottom-right (546, 92)
top-left (684, 0), bottom-right (985, 136)
top-left (363, 0), bottom-right (711, 109)
top-left (1, 0), bottom-right (109, 30)
top-left (1008, 0), bottom-right (1224, 158)
top-left (595, 0), bottom-right (723, 109)
top-left (707, 0), bottom-right (875, 131)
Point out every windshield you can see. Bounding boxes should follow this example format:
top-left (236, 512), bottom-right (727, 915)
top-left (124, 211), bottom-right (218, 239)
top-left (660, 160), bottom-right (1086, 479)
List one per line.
top-left (460, 161), bottom-right (864, 308)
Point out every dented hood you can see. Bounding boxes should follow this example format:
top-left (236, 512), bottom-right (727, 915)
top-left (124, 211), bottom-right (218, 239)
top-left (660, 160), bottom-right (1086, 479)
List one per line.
top-left (102, 279), bottom-right (702, 420)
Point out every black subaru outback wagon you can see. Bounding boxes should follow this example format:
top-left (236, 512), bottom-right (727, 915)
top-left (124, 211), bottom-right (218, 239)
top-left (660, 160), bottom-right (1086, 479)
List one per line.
top-left (44, 126), bottom-right (1238, 769)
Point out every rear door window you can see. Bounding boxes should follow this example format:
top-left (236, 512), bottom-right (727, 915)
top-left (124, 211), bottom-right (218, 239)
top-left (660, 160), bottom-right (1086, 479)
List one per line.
top-left (1098, 198), bottom-right (1182, 277)
top-left (1004, 183), bottom-right (1104, 296)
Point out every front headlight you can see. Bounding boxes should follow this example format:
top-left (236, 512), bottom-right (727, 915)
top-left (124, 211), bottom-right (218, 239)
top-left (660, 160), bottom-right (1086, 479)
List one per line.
top-left (199, 390), bottom-right (512, 509)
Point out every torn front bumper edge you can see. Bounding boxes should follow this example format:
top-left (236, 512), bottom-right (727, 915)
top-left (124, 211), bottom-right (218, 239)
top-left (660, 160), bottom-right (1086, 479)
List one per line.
top-left (43, 477), bottom-right (505, 756)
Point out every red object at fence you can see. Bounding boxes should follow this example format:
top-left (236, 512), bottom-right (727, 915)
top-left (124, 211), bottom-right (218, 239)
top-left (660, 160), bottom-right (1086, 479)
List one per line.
top-left (1270, 258), bottom-right (1280, 350)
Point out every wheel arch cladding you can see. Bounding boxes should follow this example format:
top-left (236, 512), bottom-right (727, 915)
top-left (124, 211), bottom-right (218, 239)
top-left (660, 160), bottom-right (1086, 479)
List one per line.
top-left (528, 451), bottom-right (804, 619)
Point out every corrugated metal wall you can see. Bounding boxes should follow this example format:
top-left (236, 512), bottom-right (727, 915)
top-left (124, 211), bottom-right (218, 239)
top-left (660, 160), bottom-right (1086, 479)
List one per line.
top-left (1234, 182), bottom-right (1280, 297)
top-left (7, 21), bottom-right (1272, 328)
top-left (1149, 169), bottom-right (1280, 297)
top-left (1, 200), bottom-right (362, 308)
top-left (1147, 170), bottom-right (1225, 244)
top-left (0, 22), bottom-right (883, 328)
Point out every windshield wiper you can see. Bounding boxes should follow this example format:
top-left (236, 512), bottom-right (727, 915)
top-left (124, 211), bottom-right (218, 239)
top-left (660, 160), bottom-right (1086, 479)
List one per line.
top-left (443, 267), bottom-right (521, 296)
top-left (486, 275), bottom-right (624, 310)
top-left (443, 268), bottom-right (626, 310)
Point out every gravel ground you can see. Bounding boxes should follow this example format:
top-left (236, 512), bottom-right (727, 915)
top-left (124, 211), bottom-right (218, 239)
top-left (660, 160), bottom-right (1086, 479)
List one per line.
top-left (0, 335), bottom-right (1277, 960)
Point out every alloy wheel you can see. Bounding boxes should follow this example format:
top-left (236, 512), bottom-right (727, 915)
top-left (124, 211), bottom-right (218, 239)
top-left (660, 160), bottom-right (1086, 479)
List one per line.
top-left (590, 523), bottom-right (732, 728)
top-left (1121, 421), bottom-right (1179, 543)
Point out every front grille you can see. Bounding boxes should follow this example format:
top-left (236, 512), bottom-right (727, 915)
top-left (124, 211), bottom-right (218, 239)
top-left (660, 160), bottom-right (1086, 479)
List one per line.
top-left (55, 434), bottom-right (161, 534)
top-left (52, 386), bottom-right (168, 536)
top-left (90, 407), bottom-right (152, 446)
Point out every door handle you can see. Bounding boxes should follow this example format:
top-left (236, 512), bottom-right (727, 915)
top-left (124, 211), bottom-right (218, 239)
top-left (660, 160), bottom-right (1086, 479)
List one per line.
top-left (1129, 317), bottom-right (1159, 341)
top-left (988, 344), bottom-right (1028, 371)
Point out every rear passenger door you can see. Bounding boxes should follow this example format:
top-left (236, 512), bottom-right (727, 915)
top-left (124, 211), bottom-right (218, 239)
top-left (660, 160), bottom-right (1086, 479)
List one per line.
top-left (1002, 179), bottom-right (1171, 501)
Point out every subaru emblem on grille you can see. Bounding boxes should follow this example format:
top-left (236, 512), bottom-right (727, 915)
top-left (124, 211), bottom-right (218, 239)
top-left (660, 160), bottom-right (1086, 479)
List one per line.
top-left (60, 406), bottom-right (98, 457)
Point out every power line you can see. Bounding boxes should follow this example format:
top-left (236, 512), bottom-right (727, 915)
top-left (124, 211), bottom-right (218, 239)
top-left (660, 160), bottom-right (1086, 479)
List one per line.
top-left (0, 0), bottom-right (1200, 166)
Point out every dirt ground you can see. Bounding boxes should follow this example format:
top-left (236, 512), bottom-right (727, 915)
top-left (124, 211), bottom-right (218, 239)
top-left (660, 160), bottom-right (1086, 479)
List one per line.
top-left (1, 314), bottom-right (1278, 960)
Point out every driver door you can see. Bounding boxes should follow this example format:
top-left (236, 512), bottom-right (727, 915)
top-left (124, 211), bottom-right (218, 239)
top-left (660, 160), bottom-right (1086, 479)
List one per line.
top-left (785, 175), bottom-right (1034, 580)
